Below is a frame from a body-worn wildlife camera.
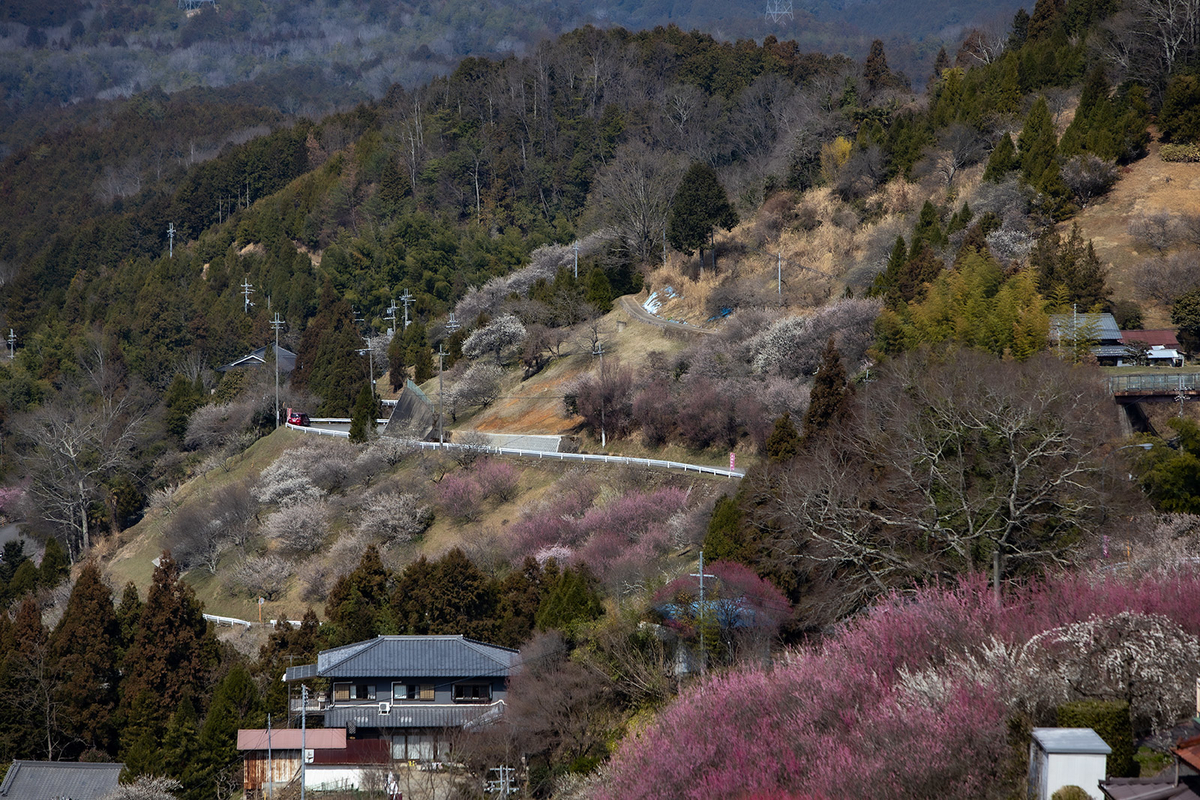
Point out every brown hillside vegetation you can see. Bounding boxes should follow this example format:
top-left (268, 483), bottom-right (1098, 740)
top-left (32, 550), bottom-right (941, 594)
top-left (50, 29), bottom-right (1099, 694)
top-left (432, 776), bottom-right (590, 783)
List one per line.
top-left (1071, 138), bottom-right (1200, 326)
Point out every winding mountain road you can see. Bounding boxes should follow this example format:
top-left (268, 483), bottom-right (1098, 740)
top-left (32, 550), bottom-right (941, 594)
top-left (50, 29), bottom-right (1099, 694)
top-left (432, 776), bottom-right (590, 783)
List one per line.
top-left (619, 296), bottom-right (714, 336)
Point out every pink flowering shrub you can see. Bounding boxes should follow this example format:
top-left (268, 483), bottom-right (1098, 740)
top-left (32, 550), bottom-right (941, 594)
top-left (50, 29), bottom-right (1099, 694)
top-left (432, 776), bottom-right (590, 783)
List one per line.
top-left (600, 570), bottom-right (1200, 800)
top-left (472, 459), bottom-right (520, 502)
top-left (436, 474), bottom-right (483, 522)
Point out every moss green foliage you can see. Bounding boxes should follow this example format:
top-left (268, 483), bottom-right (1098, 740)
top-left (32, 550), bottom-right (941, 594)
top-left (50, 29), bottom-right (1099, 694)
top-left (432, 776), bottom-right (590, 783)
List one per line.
top-left (1160, 75), bottom-right (1200, 144)
top-left (1172, 287), bottom-right (1200, 351)
top-left (1051, 788), bottom-right (1090, 800)
top-left (1161, 142), bottom-right (1200, 162)
top-left (878, 247), bottom-right (1049, 359)
top-left (983, 134), bottom-right (1018, 182)
top-left (1134, 419), bottom-right (1200, 512)
top-left (536, 564), bottom-right (604, 635)
top-left (1057, 700), bottom-right (1136, 777)
top-left (765, 412), bottom-right (801, 464)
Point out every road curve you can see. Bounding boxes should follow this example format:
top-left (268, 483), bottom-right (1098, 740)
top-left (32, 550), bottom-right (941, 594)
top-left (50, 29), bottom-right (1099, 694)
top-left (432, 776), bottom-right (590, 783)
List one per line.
top-left (619, 296), bottom-right (715, 336)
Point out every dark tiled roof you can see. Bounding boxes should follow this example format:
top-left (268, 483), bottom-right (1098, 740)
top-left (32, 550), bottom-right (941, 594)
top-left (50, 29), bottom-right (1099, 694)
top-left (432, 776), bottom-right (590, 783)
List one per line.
top-left (325, 700), bottom-right (505, 730)
top-left (286, 635), bottom-right (518, 681)
top-left (1102, 776), bottom-right (1200, 799)
top-left (0, 760), bottom-right (123, 799)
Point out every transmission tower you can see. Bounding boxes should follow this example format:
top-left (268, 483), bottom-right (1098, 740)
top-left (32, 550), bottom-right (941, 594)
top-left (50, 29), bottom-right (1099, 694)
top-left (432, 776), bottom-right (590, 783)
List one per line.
top-left (766, 0), bottom-right (793, 23)
top-left (177, 0), bottom-right (215, 9)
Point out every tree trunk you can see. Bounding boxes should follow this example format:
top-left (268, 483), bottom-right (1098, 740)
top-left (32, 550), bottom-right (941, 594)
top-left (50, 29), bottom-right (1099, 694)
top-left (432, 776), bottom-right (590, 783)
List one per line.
top-left (992, 548), bottom-right (1002, 605)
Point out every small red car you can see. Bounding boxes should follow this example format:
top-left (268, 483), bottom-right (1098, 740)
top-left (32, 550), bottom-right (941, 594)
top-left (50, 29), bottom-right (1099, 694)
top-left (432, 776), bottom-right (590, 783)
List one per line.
top-left (287, 409), bottom-right (311, 427)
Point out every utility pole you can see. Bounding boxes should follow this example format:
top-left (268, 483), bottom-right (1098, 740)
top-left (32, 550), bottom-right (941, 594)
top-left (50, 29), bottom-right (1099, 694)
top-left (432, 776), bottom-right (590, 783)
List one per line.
top-left (573, 241), bottom-right (579, 279)
top-left (777, 251), bottom-right (782, 296)
top-left (438, 345), bottom-right (447, 446)
top-left (242, 278), bottom-right (254, 314)
top-left (446, 313), bottom-right (461, 334)
top-left (267, 713), bottom-right (273, 800)
top-left (593, 341), bottom-right (606, 448)
top-left (399, 289), bottom-right (414, 329)
top-left (359, 335), bottom-right (375, 395)
top-left (690, 550), bottom-right (716, 674)
top-left (6, 329), bottom-right (14, 361)
top-left (300, 684), bottom-right (307, 800)
top-left (167, 222), bottom-right (176, 259)
top-left (385, 300), bottom-right (400, 335)
top-left (271, 313), bottom-right (285, 428)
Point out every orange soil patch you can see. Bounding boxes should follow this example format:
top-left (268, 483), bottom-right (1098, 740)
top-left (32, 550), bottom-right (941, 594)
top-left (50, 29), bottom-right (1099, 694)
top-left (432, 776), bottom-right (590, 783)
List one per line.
top-left (1070, 139), bottom-right (1200, 327)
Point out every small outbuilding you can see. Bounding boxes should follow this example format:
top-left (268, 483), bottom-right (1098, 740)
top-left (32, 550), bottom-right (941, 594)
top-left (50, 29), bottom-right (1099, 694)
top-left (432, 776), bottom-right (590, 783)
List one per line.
top-left (1029, 728), bottom-right (1112, 800)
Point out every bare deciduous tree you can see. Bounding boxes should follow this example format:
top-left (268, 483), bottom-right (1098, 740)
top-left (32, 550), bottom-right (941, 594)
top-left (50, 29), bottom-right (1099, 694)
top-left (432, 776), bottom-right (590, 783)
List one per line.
top-left (760, 350), bottom-right (1128, 616)
top-left (1134, 250), bottom-right (1200, 304)
top-left (589, 141), bottom-right (685, 264)
top-left (17, 384), bottom-right (145, 560)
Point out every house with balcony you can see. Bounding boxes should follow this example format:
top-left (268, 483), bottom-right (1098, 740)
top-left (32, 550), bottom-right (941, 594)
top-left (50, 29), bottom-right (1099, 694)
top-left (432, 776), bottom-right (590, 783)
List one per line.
top-left (281, 635), bottom-right (519, 763)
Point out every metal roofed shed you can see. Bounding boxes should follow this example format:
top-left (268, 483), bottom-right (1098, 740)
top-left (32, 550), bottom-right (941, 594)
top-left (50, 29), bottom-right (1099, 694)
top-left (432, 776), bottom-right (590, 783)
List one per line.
top-left (0, 760), bottom-right (124, 799)
top-left (1029, 728), bottom-right (1112, 800)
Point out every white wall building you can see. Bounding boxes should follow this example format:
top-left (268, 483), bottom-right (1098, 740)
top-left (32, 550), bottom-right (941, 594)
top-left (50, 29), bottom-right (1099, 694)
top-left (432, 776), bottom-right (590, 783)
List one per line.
top-left (1029, 728), bottom-right (1112, 800)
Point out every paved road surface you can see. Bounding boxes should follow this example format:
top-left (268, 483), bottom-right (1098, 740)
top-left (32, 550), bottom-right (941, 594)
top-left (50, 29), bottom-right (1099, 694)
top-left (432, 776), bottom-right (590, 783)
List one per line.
top-left (619, 296), bottom-right (714, 336)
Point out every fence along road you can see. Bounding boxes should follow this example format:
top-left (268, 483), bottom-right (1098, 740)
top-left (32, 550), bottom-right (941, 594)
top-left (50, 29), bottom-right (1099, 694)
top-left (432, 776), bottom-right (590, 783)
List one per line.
top-left (287, 422), bottom-right (745, 479)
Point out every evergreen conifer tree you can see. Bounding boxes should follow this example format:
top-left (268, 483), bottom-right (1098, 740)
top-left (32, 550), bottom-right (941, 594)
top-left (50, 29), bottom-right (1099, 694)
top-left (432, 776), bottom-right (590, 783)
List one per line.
top-left (349, 383), bottom-right (375, 443)
top-left (119, 553), bottom-right (214, 720)
top-left (387, 330), bottom-right (407, 391)
top-left (668, 163), bottom-right (738, 267)
top-left (702, 495), bottom-right (752, 564)
top-left (1018, 97), bottom-right (1057, 185)
top-left (120, 691), bottom-right (166, 779)
top-left (535, 565), bottom-right (602, 634)
top-left (764, 412), bottom-right (801, 463)
top-left (39, 537), bottom-right (69, 587)
top-left (863, 39), bottom-right (893, 92)
top-left (50, 561), bottom-right (119, 757)
top-left (116, 582), bottom-right (142, 657)
top-left (186, 665), bottom-right (262, 800)
top-left (325, 545), bottom-right (391, 645)
top-left (160, 694), bottom-right (199, 781)
top-left (803, 339), bottom-right (851, 441)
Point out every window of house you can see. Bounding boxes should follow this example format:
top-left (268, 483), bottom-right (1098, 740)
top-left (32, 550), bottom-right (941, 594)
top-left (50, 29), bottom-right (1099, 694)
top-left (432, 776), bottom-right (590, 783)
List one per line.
top-left (333, 682), bottom-right (374, 701)
top-left (452, 683), bottom-right (491, 702)
top-left (393, 683), bottom-right (435, 701)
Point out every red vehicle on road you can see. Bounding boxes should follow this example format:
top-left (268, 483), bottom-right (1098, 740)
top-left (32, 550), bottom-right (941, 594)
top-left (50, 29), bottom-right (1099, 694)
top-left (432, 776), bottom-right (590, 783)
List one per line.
top-left (286, 409), bottom-right (311, 426)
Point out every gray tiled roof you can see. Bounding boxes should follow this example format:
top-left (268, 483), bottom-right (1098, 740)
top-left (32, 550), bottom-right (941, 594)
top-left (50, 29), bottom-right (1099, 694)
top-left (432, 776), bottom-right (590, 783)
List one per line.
top-left (325, 700), bottom-right (505, 730)
top-left (1049, 313), bottom-right (1122, 341)
top-left (0, 760), bottom-right (124, 799)
top-left (285, 635), bottom-right (519, 681)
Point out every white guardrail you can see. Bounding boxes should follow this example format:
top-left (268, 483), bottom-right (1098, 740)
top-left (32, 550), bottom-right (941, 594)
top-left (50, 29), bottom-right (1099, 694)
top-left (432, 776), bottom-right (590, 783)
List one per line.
top-left (285, 422), bottom-right (745, 479)
top-left (203, 613), bottom-right (305, 629)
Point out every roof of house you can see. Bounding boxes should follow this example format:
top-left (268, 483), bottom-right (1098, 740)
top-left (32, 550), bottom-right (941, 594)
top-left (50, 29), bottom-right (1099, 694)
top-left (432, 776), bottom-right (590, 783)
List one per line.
top-left (216, 344), bottom-right (297, 373)
top-left (1050, 313), bottom-right (1122, 342)
top-left (0, 760), bottom-right (124, 799)
top-left (1032, 727), bottom-right (1113, 755)
top-left (325, 699), bottom-right (506, 731)
top-left (1122, 329), bottom-right (1182, 348)
top-left (284, 635), bottom-right (520, 682)
top-left (237, 728), bottom-right (347, 751)
top-left (1102, 776), bottom-right (1200, 800)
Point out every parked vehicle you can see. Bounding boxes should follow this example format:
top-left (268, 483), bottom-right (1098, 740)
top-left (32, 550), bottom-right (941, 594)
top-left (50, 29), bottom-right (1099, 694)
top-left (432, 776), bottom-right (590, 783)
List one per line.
top-left (287, 409), bottom-right (311, 426)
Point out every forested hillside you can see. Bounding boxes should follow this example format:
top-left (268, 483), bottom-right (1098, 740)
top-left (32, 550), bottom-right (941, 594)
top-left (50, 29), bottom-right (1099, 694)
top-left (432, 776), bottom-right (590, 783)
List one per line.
top-left (0, 0), bottom-right (1199, 796)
